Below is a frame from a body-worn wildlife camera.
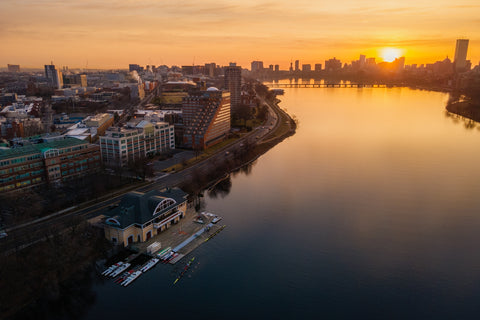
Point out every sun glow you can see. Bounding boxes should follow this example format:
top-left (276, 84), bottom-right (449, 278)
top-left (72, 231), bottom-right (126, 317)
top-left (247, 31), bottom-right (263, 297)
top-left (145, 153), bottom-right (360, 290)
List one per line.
top-left (380, 48), bottom-right (403, 62)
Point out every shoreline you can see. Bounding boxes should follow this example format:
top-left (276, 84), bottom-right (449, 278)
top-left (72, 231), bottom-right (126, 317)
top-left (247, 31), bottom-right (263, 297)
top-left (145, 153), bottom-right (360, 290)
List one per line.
top-left (446, 100), bottom-right (480, 123)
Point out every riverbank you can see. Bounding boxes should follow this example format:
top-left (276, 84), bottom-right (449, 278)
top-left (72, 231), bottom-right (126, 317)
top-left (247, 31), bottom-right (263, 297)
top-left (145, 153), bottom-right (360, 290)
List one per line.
top-left (446, 100), bottom-right (480, 123)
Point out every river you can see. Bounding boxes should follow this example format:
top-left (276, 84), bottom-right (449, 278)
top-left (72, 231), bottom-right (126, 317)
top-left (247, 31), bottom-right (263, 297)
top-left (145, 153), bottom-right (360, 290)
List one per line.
top-left (77, 86), bottom-right (480, 319)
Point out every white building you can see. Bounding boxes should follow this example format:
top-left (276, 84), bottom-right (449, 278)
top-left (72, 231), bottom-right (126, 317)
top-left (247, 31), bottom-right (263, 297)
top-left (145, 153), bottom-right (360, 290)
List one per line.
top-left (100, 121), bottom-right (174, 167)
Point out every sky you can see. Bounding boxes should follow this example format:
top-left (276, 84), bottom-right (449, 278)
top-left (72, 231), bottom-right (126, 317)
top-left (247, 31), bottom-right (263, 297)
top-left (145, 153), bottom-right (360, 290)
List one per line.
top-left (1, 0), bottom-right (480, 69)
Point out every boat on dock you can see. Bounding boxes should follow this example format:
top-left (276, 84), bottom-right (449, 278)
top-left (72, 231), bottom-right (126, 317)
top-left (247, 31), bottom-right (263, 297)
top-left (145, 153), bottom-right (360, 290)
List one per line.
top-left (102, 261), bottom-right (123, 276)
top-left (110, 263), bottom-right (131, 277)
top-left (156, 247), bottom-right (171, 258)
top-left (161, 251), bottom-right (174, 262)
top-left (140, 258), bottom-right (159, 272)
top-left (211, 216), bottom-right (222, 224)
top-left (122, 271), bottom-right (142, 287)
top-left (115, 270), bottom-right (134, 283)
top-left (165, 252), bottom-right (179, 263)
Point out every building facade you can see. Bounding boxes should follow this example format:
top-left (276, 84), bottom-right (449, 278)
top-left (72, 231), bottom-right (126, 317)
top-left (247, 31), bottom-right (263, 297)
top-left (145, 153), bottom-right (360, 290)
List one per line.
top-left (103, 188), bottom-right (188, 246)
top-left (44, 64), bottom-right (63, 89)
top-left (84, 113), bottom-right (114, 139)
top-left (100, 121), bottom-right (175, 167)
top-left (454, 39), bottom-right (469, 72)
top-left (0, 137), bottom-right (100, 192)
top-left (7, 64), bottom-right (20, 72)
top-left (224, 65), bottom-right (242, 111)
top-left (182, 88), bottom-right (230, 150)
top-left (251, 61), bottom-right (264, 73)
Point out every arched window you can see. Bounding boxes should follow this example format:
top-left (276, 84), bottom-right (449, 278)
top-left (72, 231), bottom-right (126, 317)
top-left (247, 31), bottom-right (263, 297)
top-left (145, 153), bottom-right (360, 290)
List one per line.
top-left (153, 198), bottom-right (176, 216)
top-left (106, 218), bottom-right (121, 227)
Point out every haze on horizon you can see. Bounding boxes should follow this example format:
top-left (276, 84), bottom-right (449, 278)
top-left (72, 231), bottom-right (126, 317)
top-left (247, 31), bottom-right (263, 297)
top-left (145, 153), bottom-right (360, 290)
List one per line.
top-left (1, 0), bottom-right (479, 69)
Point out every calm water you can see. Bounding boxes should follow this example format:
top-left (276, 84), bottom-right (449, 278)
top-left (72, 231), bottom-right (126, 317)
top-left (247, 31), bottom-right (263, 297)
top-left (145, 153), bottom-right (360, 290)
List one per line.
top-left (84, 87), bottom-right (480, 319)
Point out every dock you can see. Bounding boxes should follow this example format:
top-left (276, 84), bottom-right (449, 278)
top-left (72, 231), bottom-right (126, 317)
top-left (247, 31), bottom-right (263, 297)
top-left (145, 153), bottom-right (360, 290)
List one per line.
top-left (131, 210), bottom-right (225, 264)
top-left (99, 209), bottom-right (226, 288)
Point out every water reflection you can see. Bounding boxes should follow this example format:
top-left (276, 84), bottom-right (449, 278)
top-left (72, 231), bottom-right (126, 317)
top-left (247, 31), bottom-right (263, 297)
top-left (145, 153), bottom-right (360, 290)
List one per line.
top-left (207, 175), bottom-right (232, 199)
top-left (81, 86), bottom-right (480, 320)
top-left (445, 110), bottom-right (478, 130)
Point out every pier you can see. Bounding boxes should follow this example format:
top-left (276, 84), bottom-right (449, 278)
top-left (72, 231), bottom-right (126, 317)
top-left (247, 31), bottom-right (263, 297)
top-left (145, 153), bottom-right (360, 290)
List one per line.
top-left (129, 210), bottom-right (225, 264)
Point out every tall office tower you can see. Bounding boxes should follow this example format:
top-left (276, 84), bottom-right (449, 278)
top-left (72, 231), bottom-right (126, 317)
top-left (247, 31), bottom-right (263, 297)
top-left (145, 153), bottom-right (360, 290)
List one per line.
top-left (182, 88), bottom-right (231, 150)
top-left (44, 64), bottom-right (63, 89)
top-left (274, 65), bottom-right (280, 72)
top-left (314, 64), bottom-right (322, 72)
top-left (454, 39), bottom-right (469, 72)
top-left (251, 61), bottom-right (264, 73)
top-left (295, 60), bottom-right (300, 71)
top-left (224, 65), bottom-right (242, 111)
top-left (359, 54), bottom-right (366, 67)
top-left (205, 63), bottom-right (216, 77)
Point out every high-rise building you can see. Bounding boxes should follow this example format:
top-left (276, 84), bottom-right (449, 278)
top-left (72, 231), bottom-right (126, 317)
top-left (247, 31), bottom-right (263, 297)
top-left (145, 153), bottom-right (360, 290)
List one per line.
top-left (205, 63), bottom-right (216, 77)
top-left (129, 64), bottom-right (143, 72)
top-left (182, 88), bottom-right (230, 150)
top-left (359, 55), bottom-right (366, 67)
top-left (251, 61), bottom-right (264, 73)
top-left (7, 64), bottom-right (20, 72)
top-left (63, 74), bottom-right (87, 87)
top-left (44, 64), bottom-right (63, 89)
top-left (314, 64), bottom-right (322, 72)
top-left (295, 60), bottom-right (300, 71)
top-left (224, 65), bottom-right (242, 111)
top-left (324, 58), bottom-right (342, 72)
top-left (454, 39), bottom-right (469, 72)
top-left (302, 64), bottom-right (311, 72)
top-left (274, 65), bottom-right (280, 72)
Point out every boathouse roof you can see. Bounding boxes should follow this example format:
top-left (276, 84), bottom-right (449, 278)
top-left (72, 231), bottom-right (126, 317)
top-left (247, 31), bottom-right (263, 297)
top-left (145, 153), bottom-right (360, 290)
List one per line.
top-left (104, 188), bottom-right (188, 229)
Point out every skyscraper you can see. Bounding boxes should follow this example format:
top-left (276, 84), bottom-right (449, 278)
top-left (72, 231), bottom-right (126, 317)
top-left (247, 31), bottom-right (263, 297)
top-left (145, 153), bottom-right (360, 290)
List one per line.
top-left (295, 60), bottom-right (299, 71)
top-left (454, 39), bottom-right (469, 72)
top-left (224, 65), bottom-right (242, 111)
top-left (44, 64), bottom-right (63, 89)
top-left (251, 61), bottom-right (264, 73)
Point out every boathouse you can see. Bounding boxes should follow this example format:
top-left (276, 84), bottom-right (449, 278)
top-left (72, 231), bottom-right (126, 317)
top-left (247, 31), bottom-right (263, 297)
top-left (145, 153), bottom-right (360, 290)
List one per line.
top-left (103, 188), bottom-right (188, 246)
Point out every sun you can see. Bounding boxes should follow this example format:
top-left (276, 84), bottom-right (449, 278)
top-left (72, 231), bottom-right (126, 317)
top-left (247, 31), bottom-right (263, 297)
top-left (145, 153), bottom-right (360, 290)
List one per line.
top-left (380, 48), bottom-right (403, 62)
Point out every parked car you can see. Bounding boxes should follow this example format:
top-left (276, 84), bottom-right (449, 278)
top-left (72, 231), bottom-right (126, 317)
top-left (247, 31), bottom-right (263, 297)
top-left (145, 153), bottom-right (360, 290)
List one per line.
top-left (0, 230), bottom-right (8, 239)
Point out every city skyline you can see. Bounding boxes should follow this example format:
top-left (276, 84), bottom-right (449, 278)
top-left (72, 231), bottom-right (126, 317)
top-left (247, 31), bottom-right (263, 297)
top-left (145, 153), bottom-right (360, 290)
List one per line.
top-left (0, 0), bottom-right (479, 68)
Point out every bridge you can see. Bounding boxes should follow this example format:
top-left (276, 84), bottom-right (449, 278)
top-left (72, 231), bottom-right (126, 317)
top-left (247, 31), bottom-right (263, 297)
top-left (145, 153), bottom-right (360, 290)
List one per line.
top-left (266, 83), bottom-right (387, 88)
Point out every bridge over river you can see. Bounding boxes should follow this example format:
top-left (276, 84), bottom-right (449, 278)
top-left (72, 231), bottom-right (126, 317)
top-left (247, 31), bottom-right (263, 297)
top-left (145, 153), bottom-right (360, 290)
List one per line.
top-left (266, 83), bottom-right (388, 88)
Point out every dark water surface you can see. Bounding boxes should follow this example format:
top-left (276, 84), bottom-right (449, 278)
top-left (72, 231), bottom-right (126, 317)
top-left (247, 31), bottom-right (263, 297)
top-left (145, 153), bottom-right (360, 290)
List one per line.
top-left (84, 87), bottom-right (480, 319)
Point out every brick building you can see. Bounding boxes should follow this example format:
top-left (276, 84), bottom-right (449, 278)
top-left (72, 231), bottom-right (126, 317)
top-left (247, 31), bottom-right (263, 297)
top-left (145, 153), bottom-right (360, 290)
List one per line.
top-left (182, 88), bottom-right (230, 150)
top-left (0, 137), bottom-right (100, 192)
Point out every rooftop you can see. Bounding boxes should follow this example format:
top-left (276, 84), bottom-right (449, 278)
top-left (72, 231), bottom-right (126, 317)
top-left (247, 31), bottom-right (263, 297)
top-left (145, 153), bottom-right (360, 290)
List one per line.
top-left (0, 137), bottom-right (87, 161)
top-left (104, 188), bottom-right (188, 229)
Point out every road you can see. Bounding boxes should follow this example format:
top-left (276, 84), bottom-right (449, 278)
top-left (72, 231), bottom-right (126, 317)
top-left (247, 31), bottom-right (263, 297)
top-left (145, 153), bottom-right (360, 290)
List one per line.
top-left (0, 89), bottom-right (285, 255)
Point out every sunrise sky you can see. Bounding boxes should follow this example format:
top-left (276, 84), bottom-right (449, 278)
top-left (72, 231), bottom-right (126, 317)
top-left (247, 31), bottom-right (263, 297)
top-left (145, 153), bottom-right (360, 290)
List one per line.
top-left (1, 0), bottom-right (479, 69)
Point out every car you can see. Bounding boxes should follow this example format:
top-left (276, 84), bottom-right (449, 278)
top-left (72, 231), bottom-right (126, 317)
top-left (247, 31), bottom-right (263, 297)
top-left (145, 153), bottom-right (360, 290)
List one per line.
top-left (0, 231), bottom-right (8, 239)
top-left (225, 151), bottom-right (230, 155)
